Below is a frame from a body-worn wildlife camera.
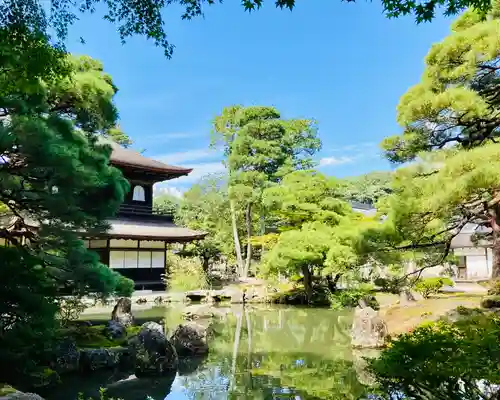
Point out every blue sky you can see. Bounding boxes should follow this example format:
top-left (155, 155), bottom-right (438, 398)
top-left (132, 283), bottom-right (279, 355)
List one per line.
top-left (66, 0), bottom-right (453, 196)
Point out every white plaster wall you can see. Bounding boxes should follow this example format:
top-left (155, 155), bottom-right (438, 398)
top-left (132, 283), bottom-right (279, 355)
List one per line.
top-left (466, 254), bottom-right (490, 280)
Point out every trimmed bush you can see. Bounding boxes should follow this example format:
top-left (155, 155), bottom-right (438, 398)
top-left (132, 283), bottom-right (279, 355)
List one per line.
top-left (114, 274), bottom-right (134, 297)
top-left (481, 295), bottom-right (500, 309)
top-left (414, 277), bottom-right (453, 298)
top-left (370, 314), bottom-right (500, 399)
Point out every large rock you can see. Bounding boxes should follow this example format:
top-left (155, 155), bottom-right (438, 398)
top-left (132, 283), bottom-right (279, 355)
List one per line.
top-left (105, 320), bottom-right (126, 339)
top-left (111, 298), bottom-right (134, 327)
top-left (141, 321), bottom-right (164, 334)
top-left (230, 290), bottom-right (245, 304)
top-left (128, 323), bottom-right (178, 377)
top-left (351, 306), bottom-right (388, 349)
top-left (79, 347), bottom-right (128, 371)
top-left (185, 290), bottom-right (209, 302)
top-left (52, 338), bottom-right (80, 373)
top-left (170, 322), bottom-right (211, 356)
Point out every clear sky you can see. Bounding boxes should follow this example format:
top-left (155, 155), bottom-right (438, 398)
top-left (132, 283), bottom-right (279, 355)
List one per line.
top-left (66, 0), bottom-right (453, 196)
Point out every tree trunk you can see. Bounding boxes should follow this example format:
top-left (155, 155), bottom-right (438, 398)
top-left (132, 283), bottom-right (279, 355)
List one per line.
top-left (202, 256), bottom-right (210, 273)
top-left (492, 234), bottom-right (500, 279)
top-left (243, 203), bottom-right (252, 278)
top-left (326, 273), bottom-right (342, 292)
top-left (302, 265), bottom-right (313, 303)
top-left (230, 199), bottom-right (244, 277)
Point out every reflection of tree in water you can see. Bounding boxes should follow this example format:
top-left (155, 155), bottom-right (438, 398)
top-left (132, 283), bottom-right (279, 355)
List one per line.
top-left (203, 306), bottom-right (368, 399)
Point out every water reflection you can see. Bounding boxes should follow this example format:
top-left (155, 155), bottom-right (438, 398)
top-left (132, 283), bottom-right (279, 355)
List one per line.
top-left (46, 305), bottom-right (372, 400)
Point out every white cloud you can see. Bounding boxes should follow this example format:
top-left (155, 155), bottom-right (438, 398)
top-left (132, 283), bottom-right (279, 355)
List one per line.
top-left (329, 142), bottom-right (376, 152)
top-left (318, 156), bottom-right (354, 167)
top-left (174, 162), bottom-right (227, 185)
top-left (154, 185), bottom-right (185, 198)
top-left (156, 148), bottom-right (220, 164)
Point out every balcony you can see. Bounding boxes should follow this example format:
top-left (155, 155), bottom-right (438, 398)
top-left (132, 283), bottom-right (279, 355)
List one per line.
top-left (117, 203), bottom-right (174, 223)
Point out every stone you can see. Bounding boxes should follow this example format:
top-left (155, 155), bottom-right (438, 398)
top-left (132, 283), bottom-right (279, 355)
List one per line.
top-left (141, 321), bottom-right (164, 334)
top-left (182, 304), bottom-right (217, 320)
top-left (128, 323), bottom-right (178, 377)
top-left (154, 296), bottom-right (164, 305)
top-left (111, 297), bottom-right (134, 327)
top-left (105, 320), bottom-right (126, 339)
top-left (170, 322), bottom-right (211, 356)
top-left (79, 347), bottom-right (128, 371)
top-left (52, 338), bottom-right (80, 373)
top-left (1, 392), bottom-right (45, 400)
top-left (399, 289), bottom-right (423, 306)
top-left (358, 294), bottom-right (380, 310)
top-left (185, 290), bottom-right (209, 302)
top-left (351, 306), bottom-right (388, 349)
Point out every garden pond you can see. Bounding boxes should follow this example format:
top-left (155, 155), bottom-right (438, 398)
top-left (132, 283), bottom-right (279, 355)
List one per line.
top-left (42, 305), bottom-right (378, 400)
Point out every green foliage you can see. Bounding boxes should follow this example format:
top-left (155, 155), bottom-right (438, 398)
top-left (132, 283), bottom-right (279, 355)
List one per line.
top-left (328, 286), bottom-right (377, 310)
top-left (0, 32), bottom-right (131, 384)
top-left (382, 3), bottom-right (500, 164)
top-left (212, 105), bottom-right (321, 277)
top-left (113, 273), bottom-right (135, 297)
top-left (487, 279), bottom-right (500, 295)
top-left (164, 253), bottom-right (209, 291)
top-left (373, 276), bottom-right (407, 294)
top-left (176, 173), bottom-right (237, 269)
top-left (341, 171), bottom-right (393, 205)
top-left (414, 277), bottom-right (453, 298)
top-left (62, 324), bottom-right (140, 348)
top-left (153, 193), bottom-right (180, 216)
top-left (480, 295), bottom-right (500, 309)
top-left (0, 0), bottom-right (492, 69)
top-left (370, 314), bottom-right (500, 399)
top-left (56, 297), bottom-right (87, 327)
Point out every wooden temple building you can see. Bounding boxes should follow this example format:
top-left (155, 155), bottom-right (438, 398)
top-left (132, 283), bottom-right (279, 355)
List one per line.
top-left (81, 141), bottom-right (206, 288)
top-left (0, 140), bottom-right (206, 290)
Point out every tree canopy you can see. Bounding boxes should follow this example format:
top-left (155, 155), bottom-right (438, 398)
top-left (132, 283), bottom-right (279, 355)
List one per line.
top-left (0, 0), bottom-right (493, 65)
top-left (0, 41), bottom-right (133, 380)
top-left (341, 171), bottom-right (393, 205)
top-left (212, 105), bottom-right (321, 277)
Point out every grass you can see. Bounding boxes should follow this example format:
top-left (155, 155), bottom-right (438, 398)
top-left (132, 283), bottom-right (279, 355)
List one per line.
top-left (381, 294), bottom-right (482, 334)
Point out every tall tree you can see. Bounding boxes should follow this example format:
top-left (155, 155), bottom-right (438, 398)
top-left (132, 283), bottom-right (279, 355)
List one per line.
top-left (341, 171), bottom-right (393, 205)
top-left (374, 2), bottom-right (500, 278)
top-left (212, 106), bottom-right (321, 277)
top-left (0, 41), bottom-right (132, 380)
top-left (261, 170), bottom-right (365, 299)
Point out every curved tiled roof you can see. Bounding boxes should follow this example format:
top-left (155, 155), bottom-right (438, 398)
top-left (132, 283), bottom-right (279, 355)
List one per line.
top-left (105, 140), bottom-right (192, 176)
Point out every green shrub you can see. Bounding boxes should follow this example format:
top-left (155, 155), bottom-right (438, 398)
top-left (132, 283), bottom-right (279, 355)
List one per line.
top-left (164, 254), bottom-right (209, 292)
top-left (114, 273), bottom-right (134, 297)
top-left (329, 286), bottom-right (378, 310)
top-left (487, 279), bottom-right (500, 295)
top-left (481, 295), bottom-right (500, 309)
top-left (373, 277), bottom-right (406, 294)
top-left (414, 277), bottom-right (453, 298)
top-left (370, 314), bottom-right (500, 399)
top-left (56, 296), bottom-right (87, 327)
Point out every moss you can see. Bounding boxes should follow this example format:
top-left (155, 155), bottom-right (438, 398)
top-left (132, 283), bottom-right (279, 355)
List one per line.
top-left (0, 384), bottom-right (17, 396)
top-left (61, 324), bottom-right (142, 349)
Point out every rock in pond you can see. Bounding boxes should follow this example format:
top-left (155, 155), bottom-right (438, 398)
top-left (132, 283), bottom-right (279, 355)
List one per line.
top-left (79, 347), bottom-right (128, 372)
top-left (52, 338), bottom-right (80, 373)
top-left (170, 322), bottom-right (211, 356)
top-left (105, 320), bottom-right (126, 339)
top-left (351, 306), bottom-right (388, 349)
top-left (128, 322), bottom-right (178, 377)
top-left (111, 298), bottom-right (134, 327)
top-left (185, 290), bottom-right (209, 302)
